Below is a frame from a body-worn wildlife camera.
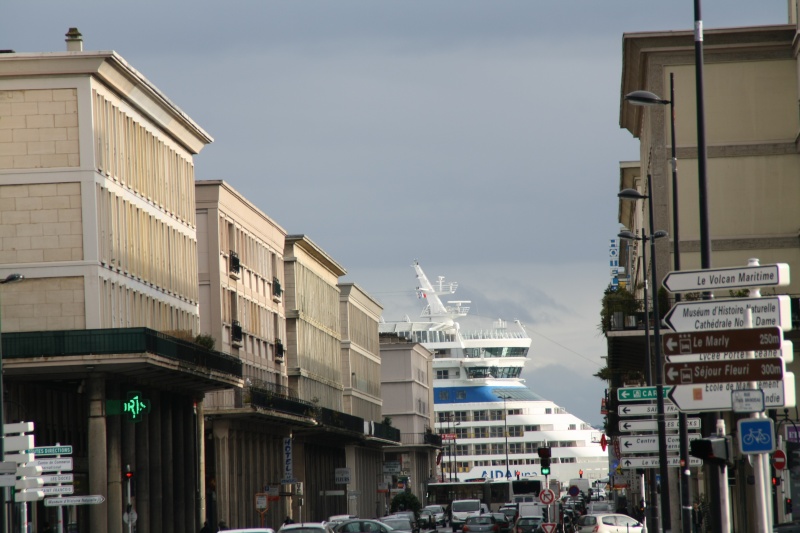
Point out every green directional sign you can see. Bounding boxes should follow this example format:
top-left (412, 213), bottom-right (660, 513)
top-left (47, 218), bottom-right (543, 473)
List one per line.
top-left (27, 446), bottom-right (72, 456)
top-left (617, 386), bottom-right (672, 402)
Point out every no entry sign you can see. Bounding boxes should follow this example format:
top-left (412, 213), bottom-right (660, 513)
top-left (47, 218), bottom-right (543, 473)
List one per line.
top-left (773, 450), bottom-right (787, 470)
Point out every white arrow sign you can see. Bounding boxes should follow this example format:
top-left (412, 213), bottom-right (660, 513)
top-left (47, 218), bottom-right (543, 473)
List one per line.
top-left (667, 341), bottom-right (793, 364)
top-left (43, 495), bottom-right (104, 507)
top-left (618, 418), bottom-right (700, 432)
top-left (33, 458), bottom-right (72, 472)
top-left (620, 456), bottom-right (703, 469)
top-left (668, 373), bottom-right (796, 412)
top-left (618, 403), bottom-right (680, 417)
top-left (663, 296), bottom-right (792, 332)
top-left (619, 434), bottom-right (700, 453)
top-left (662, 264), bottom-right (789, 293)
top-left (41, 485), bottom-right (74, 495)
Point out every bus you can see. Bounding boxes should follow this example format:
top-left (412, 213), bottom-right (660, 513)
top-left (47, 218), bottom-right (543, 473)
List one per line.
top-left (426, 478), bottom-right (542, 511)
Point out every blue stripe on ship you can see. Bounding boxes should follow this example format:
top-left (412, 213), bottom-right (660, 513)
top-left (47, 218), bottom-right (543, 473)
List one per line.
top-left (434, 386), bottom-right (545, 404)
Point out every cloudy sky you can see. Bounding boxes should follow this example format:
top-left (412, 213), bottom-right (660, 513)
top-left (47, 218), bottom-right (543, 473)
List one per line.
top-left (2, 1), bottom-right (787, 425)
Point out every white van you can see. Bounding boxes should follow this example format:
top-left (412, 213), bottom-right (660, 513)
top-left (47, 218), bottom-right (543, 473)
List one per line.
top-left (450, 499), bottom-right (484, 531)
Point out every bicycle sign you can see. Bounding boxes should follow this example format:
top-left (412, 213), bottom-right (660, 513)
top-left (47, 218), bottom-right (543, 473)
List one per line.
top-left (738, 418), bottom-right (775, 454)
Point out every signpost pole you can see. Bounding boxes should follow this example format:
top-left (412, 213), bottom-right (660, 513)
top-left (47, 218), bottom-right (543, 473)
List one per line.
top-left (746, 266), bottom-right (773, 532)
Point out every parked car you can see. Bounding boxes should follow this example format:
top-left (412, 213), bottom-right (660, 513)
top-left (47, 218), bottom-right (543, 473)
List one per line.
top-left (774, 522), bottom-right (800, 533)
top-left (590, 488), bottom-right (607, 501)
top-left (418, 510), bottom-right (436, 530)
top-left (333, 519), bottom-right (395, 533)
top-left (423, 504), bottom-right (448, 526)
top-left (327, 516), bottom-right (359, 529)
top-left (513, 516), bottom-right (543, 533)
top-left (450, 499), bottom-right (484, 532)
top-left (574, 513), bottom-right (643, 533)
top-left (490, 513), bottom-right (511, 533)
top-left (462, 515), bottom-right (497, 533)
top-left (228, 529), bottom-right (277, 533)
top-left (381, 516), bottom-right (417, 533)
top-left (279, 523), bottom-right (336, 533)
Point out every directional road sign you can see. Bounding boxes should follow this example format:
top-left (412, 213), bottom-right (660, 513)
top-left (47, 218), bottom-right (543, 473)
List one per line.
top-left (738, 418), bottom-right (775, 454)
top-left (28, 446), bottom-right (72, 456)
top-left (41, 486), bottom-right (74, 496)
top-left (617, 386), bottom-right (671, 402)
top-left (662, 264), bottom-right (789, 293)
top-left (42, 474), bottom-right (73, 484)
top-left (664, 296), bottom-right (792, 333)
top-left (618, 403), bottom-right (679, 417)
top-left (618, 418), bottom-right (700, 433)
top-left (669, 373), bottom-right (796, 412)
top-left (664, 357), bottom-right (784, 386)
top-left (33, 458), bottom-right (72, 472)
top-left (44, 495), bottom-right (105, 506)
top-left (666, 341), bottom-right (793, 364)
top-left (662, 328), bottom-right (782, 357)
top-left (619, 434), bottom-right (700, 454)
top-left (620, 456), bottom-right (703, 469)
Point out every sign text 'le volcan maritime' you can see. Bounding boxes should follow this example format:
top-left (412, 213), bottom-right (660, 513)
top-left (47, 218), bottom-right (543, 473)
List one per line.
top-left (662, 263), bottom-right (789, 293)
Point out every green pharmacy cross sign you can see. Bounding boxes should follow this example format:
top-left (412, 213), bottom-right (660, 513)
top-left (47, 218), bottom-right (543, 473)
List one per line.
top-left (106, 391), bottom-right (152, 422)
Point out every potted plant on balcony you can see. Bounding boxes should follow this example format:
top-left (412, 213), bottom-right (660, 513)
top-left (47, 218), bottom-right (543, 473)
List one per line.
top-left (599, 285), bottom-right (641, 334)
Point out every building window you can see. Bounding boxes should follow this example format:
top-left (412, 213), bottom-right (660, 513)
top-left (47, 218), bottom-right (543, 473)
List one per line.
top-left (456, 391), bottom-right (467, 400)
top-left (436, 370), bottom-right (450, 380)
top-left (438, 412), bottom-right (450, 423)
top-left (491, 443), bottom-right (505, 455)
top-left (569, 424), bottom-right (577, 430)
top-left (508, 426), bottom-right (523, 437)
top-left (474, 444), bottom-right (489, 456)
top-left (524, 425), bottom-right (540, 432)
top-left (509, 443), bottom-right (523, 455)
top-left (455, 427), bottom-right (469, 439)
top-left (473, 427), bottom-right (488, 439)
top-left (453, 411), bottom-right (468, 423)
top-left (509, 409), bottom-right (522, 415)
top-left (490, 426), bottom-right (504, 438)
top-left (490, 410), bottom-right (504, 421)
top-left (473, 410), bottom-right (488, 422)
top-left (439, 391), bottom-right (450, 401)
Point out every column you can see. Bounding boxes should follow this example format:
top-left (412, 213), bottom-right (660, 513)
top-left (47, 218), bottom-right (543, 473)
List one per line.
top-left (87, 375), bottom-right (108, 533)
top-left (121, 405), bottom-right (135, 533)
top-left (196, 398), bottom-right (206, 527)
top-left (213, 420), bottom-right (231, 526)
top-left (174, 398), bottom-right (186, 533)
top-left (107, 409), bottom-right (122, 533)
top-left (147, 392), bottom-right (162, 533)
top-left (161, 394), bottom-right (174, 531)
top-left (135, 402), bottom-right (150, 533)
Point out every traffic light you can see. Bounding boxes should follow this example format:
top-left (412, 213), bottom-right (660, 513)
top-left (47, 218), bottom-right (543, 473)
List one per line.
top-left (538, 447), bottom-right (551, 476)
top-left (124, 465), bottom-right (134, 481)
top-left (772, 476), bottom-right (781, 486)
top-left (786, 498), bottom-right (793, 515)
top-left (579, 469), bottom-right (583, 478)
top-left (689, 436), bottom-right (732, 466)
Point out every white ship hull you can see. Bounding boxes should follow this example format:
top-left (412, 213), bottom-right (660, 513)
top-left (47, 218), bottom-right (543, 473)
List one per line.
top-left (380, 262), bottom-right (608, 486)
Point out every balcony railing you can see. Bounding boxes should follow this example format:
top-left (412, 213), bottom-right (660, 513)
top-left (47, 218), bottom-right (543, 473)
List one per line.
top-left (272, 278), bottom-right (283, 300)
top-left (1, 328), bottom-right (242, 377)
top-left (397, 432), bottom-right (443, 446)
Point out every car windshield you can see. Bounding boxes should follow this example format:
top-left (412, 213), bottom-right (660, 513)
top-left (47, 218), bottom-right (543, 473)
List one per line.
top-left (518, 518), bottom-right (540, 526)
top-left (467, 517), bottom-right (493, 525)
top-left (425, 506), bottom-right (444, 512)
top-left (453, 501), bottom-right (480, 512)
top-left (382, 519), bottom-right (410, 530)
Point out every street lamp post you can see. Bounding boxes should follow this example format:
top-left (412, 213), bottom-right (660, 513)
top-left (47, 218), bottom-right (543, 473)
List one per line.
top-left (0, 273), bottom-right (24, 533)
top-left (617, 227), bottom-right (666, 531)
top-left (497, 394), bottom-right (512, 479)
top-left (619, 180), bottom-right (672, 531)
top-left (626, 74), bottom-right (693, 533)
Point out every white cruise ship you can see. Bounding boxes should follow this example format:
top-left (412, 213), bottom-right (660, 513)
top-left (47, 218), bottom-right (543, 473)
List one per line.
top-left (379, 261), bottom-right (608, 486)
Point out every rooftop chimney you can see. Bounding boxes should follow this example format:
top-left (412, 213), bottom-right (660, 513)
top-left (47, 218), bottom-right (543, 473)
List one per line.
top-left (65, 28), bottom-right (83, 52)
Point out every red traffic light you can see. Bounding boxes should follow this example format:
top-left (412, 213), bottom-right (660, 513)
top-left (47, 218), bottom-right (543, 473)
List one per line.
top-left (537, 447), bottom-right (551, 459)
top-left (124, 466), bottom-right (134, 479)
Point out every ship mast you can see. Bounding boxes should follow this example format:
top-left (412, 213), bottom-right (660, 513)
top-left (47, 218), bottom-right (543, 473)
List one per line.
top-left (413, 260), bottom-right (470, 323)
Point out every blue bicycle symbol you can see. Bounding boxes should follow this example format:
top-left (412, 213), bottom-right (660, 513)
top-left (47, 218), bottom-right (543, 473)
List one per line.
top-left (743, 428), bottom-right (771, 446)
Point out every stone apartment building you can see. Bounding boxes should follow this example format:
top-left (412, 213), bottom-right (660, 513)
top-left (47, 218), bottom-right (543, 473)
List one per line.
top-left (0, 30), bottom-right (401, 533)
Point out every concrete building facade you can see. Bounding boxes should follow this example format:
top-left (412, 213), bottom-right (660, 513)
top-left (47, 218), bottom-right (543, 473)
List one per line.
top-left (608, 14), bottom-right (800, 532)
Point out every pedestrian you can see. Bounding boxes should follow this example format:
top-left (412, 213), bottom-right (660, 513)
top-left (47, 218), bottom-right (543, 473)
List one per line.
top-left (199, 521), bottom-right (212, 533)
top-left (692, 502), bottom-right (704, 533)
top-left (284, 516), bottom-right (295, 525)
